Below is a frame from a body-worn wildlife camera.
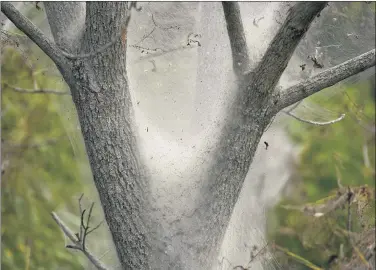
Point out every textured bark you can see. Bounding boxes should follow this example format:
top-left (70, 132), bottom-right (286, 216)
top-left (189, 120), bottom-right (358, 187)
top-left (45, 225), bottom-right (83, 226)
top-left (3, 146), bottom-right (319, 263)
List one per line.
top-left (222, 2), bottom-right (250, 76)
top-left (251, 2), bottom-right (327, 93)
top-left (67, 3), bottom-right (159, 269)
top-left (2, 1), bottom-right (375, 269)
top-left (179, 3), bottom-right (328, 267)
top-left (44, 2), bottom-right (86, 53)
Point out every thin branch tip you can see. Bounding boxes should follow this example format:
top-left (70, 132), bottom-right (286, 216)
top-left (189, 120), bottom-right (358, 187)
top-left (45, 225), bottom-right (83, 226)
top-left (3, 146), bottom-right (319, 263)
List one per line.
top-left (50, 196), bottom-right (108, 270)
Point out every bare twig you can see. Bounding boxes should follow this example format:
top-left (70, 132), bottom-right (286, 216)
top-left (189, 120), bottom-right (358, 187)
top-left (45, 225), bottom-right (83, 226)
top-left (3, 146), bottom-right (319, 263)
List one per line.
top-left (4, 83), bottom-right (70, 95)
top-left (131, 13), bottom-right (182, 48)
top-left (222, 2), bottom-right (250, 76)
top-left (233, 243), bottom-right (269, 270)
top-left (286, 100), bottom-right (303, 113)
top-left (131, 29), bottom-right (200, 60)
top-left (151, 13), bottom-right (180, 31)
top-left (132, 24), bottom-right (157, 46)
top-left (275, 49), bottom-right (376, 112)
top-left (1, 2), bottom-right (65, 66)
top-left (51, 194), bottom-right (107, 270)
top-left (284, 110), bottom-right (345, 126)
top-left (134, 43), bottom-right (196, 62)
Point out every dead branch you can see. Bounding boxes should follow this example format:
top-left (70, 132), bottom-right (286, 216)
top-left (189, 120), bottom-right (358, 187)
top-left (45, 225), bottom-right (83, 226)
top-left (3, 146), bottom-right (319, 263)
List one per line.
top-left (51, 194), bottom-right (107, 270)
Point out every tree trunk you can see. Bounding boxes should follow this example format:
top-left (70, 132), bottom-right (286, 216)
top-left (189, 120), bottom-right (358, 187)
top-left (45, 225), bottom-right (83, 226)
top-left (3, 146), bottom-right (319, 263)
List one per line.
top-left (2, 1), bottom-right (375, 269)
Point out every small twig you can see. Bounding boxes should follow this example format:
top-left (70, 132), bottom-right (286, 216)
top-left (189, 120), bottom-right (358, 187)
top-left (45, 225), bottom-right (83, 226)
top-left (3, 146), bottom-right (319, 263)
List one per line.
top-left (132, 13), bottom-right (181, 48)
top-left (233, 242), bottom-right (269, 269)
top-left (151, 13), bottom-right (180, 31)
top-left (82, 203), bottom-right (95, 250)
top-left (284, 110), bottom-right (345, 126)
top-left (248, 242), bottom-right (269, 265)
top-left (134, 44), bottom-right (196, 62)
top-left (4, 83), bottom-right (70, 95)
top-left (78, 194), bottom-right (84, 241)
top-left (133, 25), bottom-right (157, 46)
top-left (51, 194), bottom-right (107, 270)
top-left (286, 100), bottom-right (303, 113)
top-left (87, 220), bottom-right (104, 235)
top-left (131, 31), bottom-right (200, 59)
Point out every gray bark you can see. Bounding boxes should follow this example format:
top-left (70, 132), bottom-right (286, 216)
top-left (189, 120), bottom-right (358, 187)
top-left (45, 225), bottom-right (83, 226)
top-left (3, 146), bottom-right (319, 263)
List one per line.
top-left (44, 2), bottom-right (85, 52)
top-left (2, 1), bottom-right (375, 269)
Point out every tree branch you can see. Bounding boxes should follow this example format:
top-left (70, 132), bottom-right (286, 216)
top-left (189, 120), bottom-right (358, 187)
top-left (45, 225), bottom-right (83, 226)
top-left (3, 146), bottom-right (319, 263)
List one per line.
top-left (4, 83), bottom-right (70, 95)
top-left (275, 49), bottom-right (376, 112)
top-left (51, 212), bottom-right (108, 270)
top-left (249, 2), bottom-right (327, 92)
top-left (133, 42), bottom-right (198, 63)
top-left (222, 2), bottom-right (250, 76)
top-left (284, 110), bottom-right (345, 126)
top-left (1, 2), bottom-right (66, 67)
top-left (51, 195), bottom-right (108, 270)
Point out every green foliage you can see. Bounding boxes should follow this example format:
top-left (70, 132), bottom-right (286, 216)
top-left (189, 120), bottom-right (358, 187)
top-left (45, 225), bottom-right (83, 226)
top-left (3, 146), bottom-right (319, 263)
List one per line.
top-left (1, 48), bottom-right (85, 269)
top-left (267, 79), bottom-right (375, 269)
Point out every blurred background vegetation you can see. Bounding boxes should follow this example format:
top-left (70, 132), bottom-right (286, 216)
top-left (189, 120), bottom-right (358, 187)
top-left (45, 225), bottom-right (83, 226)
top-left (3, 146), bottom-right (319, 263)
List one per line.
top-left (266, 77), bottom-right (375, 270)
top-left (1, 46), bottom-right (85, 269)
top-left (265, 2), bottom-right (375, 270)
top-left (1, 8), bottom-right (116, 268)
